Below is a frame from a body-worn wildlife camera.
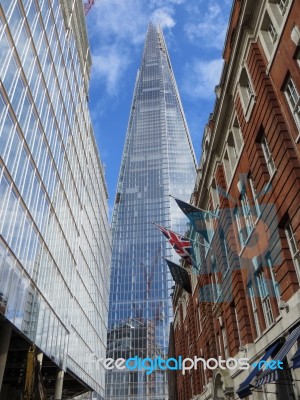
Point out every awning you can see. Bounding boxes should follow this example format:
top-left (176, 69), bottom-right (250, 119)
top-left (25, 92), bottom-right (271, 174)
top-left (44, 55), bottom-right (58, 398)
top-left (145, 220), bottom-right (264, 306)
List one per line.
top-left (256, 369), bottom-right (279, 387)
top-left (164, 258), bottom-right (192, 294)
top-left (291, 348), bottom-right (300, 369)
top-left (255, 324), bottom-right (300, 388)
top-left (236, 341), bottom-right (280, 399)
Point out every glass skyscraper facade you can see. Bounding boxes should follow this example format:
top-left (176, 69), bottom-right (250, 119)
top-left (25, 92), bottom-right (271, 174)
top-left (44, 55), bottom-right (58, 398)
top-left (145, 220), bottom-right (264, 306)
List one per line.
top-left (106, 24), bottom-right (196, 399)
top-left (0, 0), bottom-right (111, 398)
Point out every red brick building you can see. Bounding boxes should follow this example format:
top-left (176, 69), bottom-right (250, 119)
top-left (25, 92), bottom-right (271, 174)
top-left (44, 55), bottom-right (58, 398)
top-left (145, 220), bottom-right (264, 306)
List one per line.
top-left (170, 0), bottom-right (300, 399)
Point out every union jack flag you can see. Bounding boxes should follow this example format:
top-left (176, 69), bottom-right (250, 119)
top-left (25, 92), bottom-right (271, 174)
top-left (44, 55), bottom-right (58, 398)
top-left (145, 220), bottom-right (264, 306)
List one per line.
top-left (154, 223), bottom-right (192, 263)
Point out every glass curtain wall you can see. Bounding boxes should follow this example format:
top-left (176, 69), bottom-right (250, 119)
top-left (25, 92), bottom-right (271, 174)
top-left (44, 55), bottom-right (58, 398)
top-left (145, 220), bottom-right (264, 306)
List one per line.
top-left (0, 0), bottom-right (111, 397)
top-left (106, 23), bottom-right (196, 400)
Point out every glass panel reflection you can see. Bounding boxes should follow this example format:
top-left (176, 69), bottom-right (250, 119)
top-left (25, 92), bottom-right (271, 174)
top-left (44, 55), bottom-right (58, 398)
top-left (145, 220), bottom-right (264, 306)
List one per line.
top-left (107, 24), bottom-right (196, 399)
top-left (0, 0), bottom-right (111, 397)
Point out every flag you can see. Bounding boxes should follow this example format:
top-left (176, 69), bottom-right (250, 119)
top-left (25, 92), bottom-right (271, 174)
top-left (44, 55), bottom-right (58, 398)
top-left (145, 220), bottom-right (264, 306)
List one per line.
top-left (173, 197), bottom-right (217, 243)
top-left (164, 258), bottom-right (192, 294)
top-left (154, 223), bottom-right (192, 263)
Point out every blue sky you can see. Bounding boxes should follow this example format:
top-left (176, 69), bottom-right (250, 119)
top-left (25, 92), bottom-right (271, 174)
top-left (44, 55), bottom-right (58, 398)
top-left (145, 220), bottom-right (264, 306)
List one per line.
top-left (85, 0), bottom-right (233, 212)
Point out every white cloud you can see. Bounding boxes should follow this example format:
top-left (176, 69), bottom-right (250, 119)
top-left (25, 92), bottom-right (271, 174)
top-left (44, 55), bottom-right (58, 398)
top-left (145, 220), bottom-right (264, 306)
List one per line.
top-left (182, 59), bottom-right (223, 99)
top-left (87, 0), bottom-right (180, 96)
top-left (92, 45), bottom-right (131, 95)
top-left (184, 0), bottom-right (229, 49)
top-left (151, 7), bottom-right (176, 29)
top-left (150, 0), bottom-right (185, 7)
top-left (87, 0), bottom-right (148, 94)
top-left (90, 0), bottom-right (148, 45)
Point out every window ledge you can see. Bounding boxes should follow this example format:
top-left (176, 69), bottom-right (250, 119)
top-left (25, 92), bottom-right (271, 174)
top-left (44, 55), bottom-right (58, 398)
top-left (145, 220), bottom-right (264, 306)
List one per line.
top-left (251, 172), bottom-right (277, 228)
top-left (245, 227), bottom-right (255, 245)
top-left (253, 211), bottom-right (262, 225)
top-left (244, 94), bottom-right (256, 122)
top-left (264, 172), bottom-right (276, 192)
top-left (224, 142), bottom-right (245, 192)
top-left (276, 314), bottom-right (283, 323)
top-left (223, 268), bottom-right (230, 279)
top-left (238, 226), bottom-right (256, 257)
top-left (238, 183), bottom-right (276, 256)
top-left (253, 317), bottom-right (281, 344)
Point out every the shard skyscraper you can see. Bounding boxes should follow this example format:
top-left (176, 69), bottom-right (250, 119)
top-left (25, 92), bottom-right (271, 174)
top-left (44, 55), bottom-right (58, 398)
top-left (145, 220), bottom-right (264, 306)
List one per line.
top-left (106, 24), bottom-right (196, 399)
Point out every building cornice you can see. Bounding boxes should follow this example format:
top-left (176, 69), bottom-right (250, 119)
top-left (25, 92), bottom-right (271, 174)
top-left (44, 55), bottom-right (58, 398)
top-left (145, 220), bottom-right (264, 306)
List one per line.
top-left (197, 0), bottom-right (263, 207)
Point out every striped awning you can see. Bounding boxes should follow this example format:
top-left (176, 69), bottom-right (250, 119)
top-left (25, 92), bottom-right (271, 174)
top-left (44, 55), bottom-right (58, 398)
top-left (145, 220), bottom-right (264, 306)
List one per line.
top-left (255, 324), bottom-right (300, 388)
top-left (291, 347), bottom-right (300, 369)
top-left (255, 369), bottom-right (279, 387)
top-left (236, 341), bottom-right (280, 399)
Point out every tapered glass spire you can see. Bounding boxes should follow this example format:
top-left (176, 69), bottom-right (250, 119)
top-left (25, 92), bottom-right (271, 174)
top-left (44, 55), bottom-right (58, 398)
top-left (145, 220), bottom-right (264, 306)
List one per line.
top-left (106, 23), bottom-right (196, 399)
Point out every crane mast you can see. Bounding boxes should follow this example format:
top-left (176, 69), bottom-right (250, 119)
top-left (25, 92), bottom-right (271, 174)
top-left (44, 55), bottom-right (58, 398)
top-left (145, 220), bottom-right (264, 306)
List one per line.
top-left (83, 0), bottom-right (95, 15)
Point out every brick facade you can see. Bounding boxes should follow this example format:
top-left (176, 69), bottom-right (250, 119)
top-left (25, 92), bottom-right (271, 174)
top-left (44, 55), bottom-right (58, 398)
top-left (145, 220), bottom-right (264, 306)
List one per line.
top-left (170, 1), bottom-right (300, 399)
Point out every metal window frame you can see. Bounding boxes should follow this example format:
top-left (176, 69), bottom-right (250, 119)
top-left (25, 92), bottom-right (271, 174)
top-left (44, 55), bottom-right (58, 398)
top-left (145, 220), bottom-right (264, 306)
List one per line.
top-left (261, 136), bottom-right (276, 176)
top-left (285, 76), bottom-right (300, 128)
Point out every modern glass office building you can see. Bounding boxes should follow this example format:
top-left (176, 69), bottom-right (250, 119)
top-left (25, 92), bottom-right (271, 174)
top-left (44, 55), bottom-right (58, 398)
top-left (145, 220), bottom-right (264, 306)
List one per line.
top-left (106, 24), bottom-right (196, 399)
top-left (0, 0), bottom-right (111, 398)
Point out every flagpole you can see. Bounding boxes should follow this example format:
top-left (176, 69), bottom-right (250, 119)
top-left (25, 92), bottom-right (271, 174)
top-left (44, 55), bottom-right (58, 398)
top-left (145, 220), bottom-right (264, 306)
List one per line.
top-left (169, 194), bottom-right (219, 218)
top-left (152, 222), bottom-right (211, 249)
